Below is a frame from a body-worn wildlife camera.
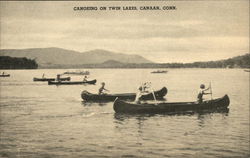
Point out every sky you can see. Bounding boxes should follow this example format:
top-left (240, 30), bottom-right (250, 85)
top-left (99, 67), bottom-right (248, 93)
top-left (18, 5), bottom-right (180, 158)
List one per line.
top-left (0, 1), bottom-right (249, 63)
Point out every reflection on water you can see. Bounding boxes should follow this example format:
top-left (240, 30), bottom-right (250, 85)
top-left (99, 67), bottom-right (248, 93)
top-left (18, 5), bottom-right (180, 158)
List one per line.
top-left (0, 69), bottom-right (249, 158)
top-left (114, 109), bottom-right (229, 122)
top-left (113, 109), bottom-right (230, 130)
top-left (114, 110), bottom-right (230, 135)
top-left (81, 101), bottom-right (108, 106)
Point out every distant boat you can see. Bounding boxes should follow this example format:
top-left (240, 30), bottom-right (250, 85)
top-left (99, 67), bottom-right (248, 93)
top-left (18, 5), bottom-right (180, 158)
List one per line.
top-left (113, 95), bottom-right (230, 114)
top-left (33, 77), bottom-right (71, 82)
top-left (0, 74), bottom-right (10, 77)
top-left (63, 70), bottom-right (90, 75)
top-left (244, 69), bottom-right (250, 72)
top-left (151, 70), bottom-right (168, 74)
top-left (48, 79), bottom-right (96, 85)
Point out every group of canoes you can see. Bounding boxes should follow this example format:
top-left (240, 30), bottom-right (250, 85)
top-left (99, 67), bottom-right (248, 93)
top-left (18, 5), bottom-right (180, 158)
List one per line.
top-left (33, 77), bottom-right (71, 82)
top-left (33, 73), bottom-right (96, 85)
top-left (2, 70), bottom-right (231, 114)
top-left (81, 82), bottom-right (230, 114)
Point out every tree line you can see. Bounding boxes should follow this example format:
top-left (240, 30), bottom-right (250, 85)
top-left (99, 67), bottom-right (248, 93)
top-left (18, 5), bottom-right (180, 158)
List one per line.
top-left (0, 56), bottom-right (38, 69)
top-left (1, 53), bottom-right (249, 69)
top-left (73, 53), bottom-right (250, 69)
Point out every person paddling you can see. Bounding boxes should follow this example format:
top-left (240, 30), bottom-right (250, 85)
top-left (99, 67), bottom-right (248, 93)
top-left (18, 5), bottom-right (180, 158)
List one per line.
top-left (135, 82), bottom-right (151, 103)
top-left (57, 74), bottom-right (61, 82)
top-left (99, 82), bottom-right (109, 95)
top-left (83, 75), bottom-right (88, 82)
top-left (197, 84), bottom-right (211, 103)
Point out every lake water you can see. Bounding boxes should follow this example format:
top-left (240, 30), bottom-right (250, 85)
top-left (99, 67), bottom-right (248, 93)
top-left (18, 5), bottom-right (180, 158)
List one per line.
top-left (0, 69), bottom-right (249, 158)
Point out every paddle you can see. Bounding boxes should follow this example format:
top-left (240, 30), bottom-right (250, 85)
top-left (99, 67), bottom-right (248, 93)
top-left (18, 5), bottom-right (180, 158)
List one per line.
top-left (146, 82), bottom-right (157, 102)
top-left (209, 82), bottom-right (213, 100)
top-left (151, 87), bottom-right (157, 102)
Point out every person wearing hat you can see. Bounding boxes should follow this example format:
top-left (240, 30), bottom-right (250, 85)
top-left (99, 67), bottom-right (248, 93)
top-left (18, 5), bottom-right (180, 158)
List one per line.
top-left (83, 75), bottom-right (88, 82)
top-left (197, 84), bottom-right (211, 103)
top-left (98, 82), bottom-right (109, 95)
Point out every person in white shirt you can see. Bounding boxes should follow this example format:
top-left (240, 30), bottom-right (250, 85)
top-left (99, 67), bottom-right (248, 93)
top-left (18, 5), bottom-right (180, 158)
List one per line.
top-left (197, 84), bottom-right (210, 103)
top-left (135, 82), bottom-right (151, 103)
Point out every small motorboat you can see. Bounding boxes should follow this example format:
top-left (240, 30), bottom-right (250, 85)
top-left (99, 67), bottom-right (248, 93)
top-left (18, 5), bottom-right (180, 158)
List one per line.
top-left (48, 79), bottom-right (96, 85)
top-left (113, 95), bottom-right (230, 114)
top-left (81, 87), bottom-right (168, 102)
top-left (151, 70), bottom-right (168, 73)
top-left (63, 70), bottom-right (90, 75)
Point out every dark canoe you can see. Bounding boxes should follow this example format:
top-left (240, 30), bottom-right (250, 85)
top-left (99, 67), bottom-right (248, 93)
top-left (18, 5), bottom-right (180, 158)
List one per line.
top-left (0, 74), bottom-right (10, 77)
top-left (48, 79), bottom-right (96, 85)
top-left (113, 95), bottom-right (230, 114)
top-left (33, 77), bottom-right (71, 82)
top-left (81, 87), bottom-right (168, 102)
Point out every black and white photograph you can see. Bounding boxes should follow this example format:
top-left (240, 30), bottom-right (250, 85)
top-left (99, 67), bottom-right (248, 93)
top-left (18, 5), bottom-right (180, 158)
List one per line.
top-left (0, 0), bottom-right (249, 158)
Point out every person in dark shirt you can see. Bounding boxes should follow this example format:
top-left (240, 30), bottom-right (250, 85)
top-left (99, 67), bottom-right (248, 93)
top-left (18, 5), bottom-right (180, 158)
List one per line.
top-left (83, 75), bottom-right (88, 82)
top-left (99, 82), bottom-right (109, 95)
top-left (57, 74), bottom-right (61, 82)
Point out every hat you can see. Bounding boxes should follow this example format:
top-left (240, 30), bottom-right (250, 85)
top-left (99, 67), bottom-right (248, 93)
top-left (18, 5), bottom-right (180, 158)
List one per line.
top-left (200, 84), bottom-right (205, 89)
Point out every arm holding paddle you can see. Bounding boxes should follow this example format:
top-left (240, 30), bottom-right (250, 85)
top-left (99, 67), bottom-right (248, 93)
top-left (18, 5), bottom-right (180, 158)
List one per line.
top-left (103, 87), bottom-right (110, 92)
top-left (209, 82), bottom-right (213, 99)
top-left (197, 84), bottom-right (212, 103)
top-left (99, 82), bottom-right (109, 95)
top-left (135, 82), bottom-right (157, 103)
top-left (146, 82), bottom-right (157, 102)
top-left (202, 85), bottom-right (211, 95)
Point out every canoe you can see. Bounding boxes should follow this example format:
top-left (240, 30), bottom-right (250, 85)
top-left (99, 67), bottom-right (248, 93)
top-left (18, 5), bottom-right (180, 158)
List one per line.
top-left (48, 79), bottom-right (96, 85)
top-left (33, 77), bottom-right (71, 82)
top-left (244, 70), bottom-right (250, 72)
top-left (81, 87), bottom-right (168, 102)
top-left (113, 95), bottom-right (230, 114)
top-left (0, 74), bottom-right (10, 77)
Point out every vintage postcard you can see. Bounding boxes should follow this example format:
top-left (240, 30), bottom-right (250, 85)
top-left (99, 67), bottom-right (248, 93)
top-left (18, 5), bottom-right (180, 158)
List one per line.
top-left (0, 1), bottom-right (249, 158)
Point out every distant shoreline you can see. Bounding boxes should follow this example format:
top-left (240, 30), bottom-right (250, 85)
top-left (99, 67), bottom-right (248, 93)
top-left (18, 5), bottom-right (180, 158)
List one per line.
top-left (37, 53), bottom-right (249, 69)
top-left (0, 53), bottom-right (249, 70)
top-left (0, 67), bottom-right (250, 71)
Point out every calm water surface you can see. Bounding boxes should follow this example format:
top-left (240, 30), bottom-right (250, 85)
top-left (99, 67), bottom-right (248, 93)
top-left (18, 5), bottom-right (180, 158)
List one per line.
top-left (0, 69), bottom-right (249, 158)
